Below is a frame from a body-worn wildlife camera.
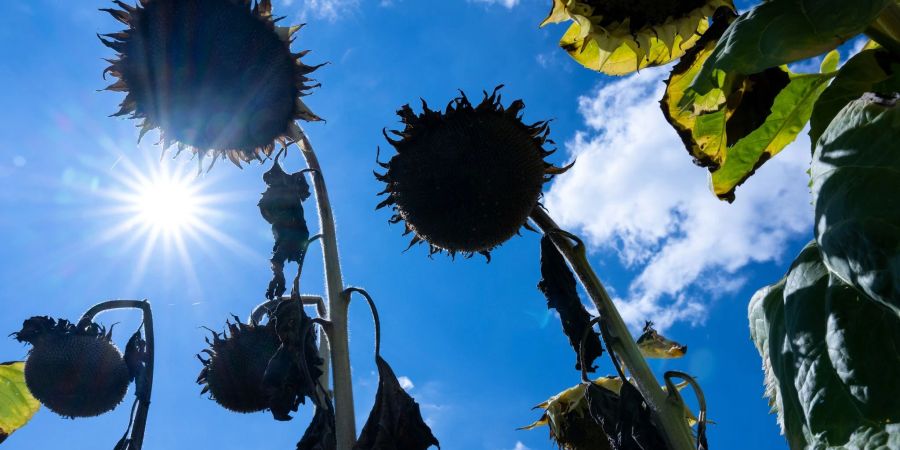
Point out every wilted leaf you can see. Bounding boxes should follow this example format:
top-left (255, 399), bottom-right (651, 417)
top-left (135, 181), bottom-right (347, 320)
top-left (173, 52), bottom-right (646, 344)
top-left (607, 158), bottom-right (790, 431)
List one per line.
top-left (690, 0), bottom-right (893, 95)
top-left (521, 381), bottom-right (613, 450)
top-left (749, 242), bottom-right (900, 448)
top-left (809, 45), bottom-right (900, 145)
top-left (263, 300), bottom-right (324, 421)
top-left (354, 356), bottom-right (439, 450)
top-left (538, 236), bottom-right (603, 372)
top-left (297, 399), bottom-right (337, 450)
top-left (259, 161), bottom-right (312, 300)
top-left (663, 11), bottom-right (837, 201)
top-left (0, 362), bottom-right (40, 444)
top-left (812, 93), bottom-right (900, 316)
top-left (636, 322), bottom-right (687, 359)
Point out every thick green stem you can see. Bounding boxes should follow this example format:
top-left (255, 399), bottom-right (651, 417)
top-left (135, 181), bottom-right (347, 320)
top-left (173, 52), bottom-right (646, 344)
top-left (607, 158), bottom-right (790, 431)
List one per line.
top-left (530, 209), bottom-right (696, 450)
top-left (866, 3), bottom-right (900, 55)
top-left (296, 134), bottom-right (356, 450)
top-left (79, 300), bottom-right (154, 450)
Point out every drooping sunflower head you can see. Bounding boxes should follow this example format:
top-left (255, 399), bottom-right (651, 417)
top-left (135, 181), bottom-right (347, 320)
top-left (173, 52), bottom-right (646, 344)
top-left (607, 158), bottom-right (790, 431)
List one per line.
top-left (541, 0), bottom-right (734, 75)
top-left (376, 87), bottom-right (569, 259)
top-left (196, 317), bottom-right (280, 413)
top-left (13, 316), bottom-right (131, 418)
top-left (100, 0), bottom-right (322, 167)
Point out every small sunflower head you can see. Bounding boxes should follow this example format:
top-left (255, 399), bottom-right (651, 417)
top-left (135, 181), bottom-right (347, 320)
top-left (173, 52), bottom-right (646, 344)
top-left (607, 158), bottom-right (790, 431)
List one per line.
top-left (13, 316), bottom-right (130, 418)
top-left (376, 87), bottom-right (568, 259)
top-left (100, 0), bottom-right (322, 167)
top-left (197, 317), bottom-right (280, 413)
top-left (541, 0), bottom-right (734, 75)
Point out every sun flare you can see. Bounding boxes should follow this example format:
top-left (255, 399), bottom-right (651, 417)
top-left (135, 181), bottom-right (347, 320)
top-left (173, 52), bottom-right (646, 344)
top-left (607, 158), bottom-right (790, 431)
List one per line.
top-left (133, 174), bottom-right (200, 233)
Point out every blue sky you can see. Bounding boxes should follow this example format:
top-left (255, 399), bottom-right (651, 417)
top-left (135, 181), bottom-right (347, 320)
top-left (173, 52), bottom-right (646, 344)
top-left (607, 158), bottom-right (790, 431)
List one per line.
top-left (0, 0), bottom-right (823, 449)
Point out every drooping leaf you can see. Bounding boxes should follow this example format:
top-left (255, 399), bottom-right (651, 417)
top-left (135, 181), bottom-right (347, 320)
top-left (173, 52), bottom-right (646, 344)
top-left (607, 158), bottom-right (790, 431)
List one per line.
top-left (749, 242), bottom-right (900, 448)
top-left (635, 322), bottom-right (687, 359)
top-left (812, 93), bottom-right (900, 316)
top-left (354, 356), bottom-right (439, 450)
top-left (263, 300), bottom-right (324, 421)
top-left (259, 161), bottom-right (312, 300)
top-left (297, 399), bottom-right (337, 450)
top-left (663, 11), bottom-right (837, 201)
top-left (690, 0), bottom-right (893, 95)
top-left (809, 45), bottom-right (900, 146)
top-left (538, 236), bottom-right (603, 372)
top-left (0, 362), bottom-right (40, 444)
top-left (521, 381), bottom-right (613, 450)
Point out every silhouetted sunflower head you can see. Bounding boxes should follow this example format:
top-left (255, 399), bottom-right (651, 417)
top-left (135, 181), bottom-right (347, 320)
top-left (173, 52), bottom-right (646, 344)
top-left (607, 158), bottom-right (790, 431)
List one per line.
top-left (541, 0), bottom-right (734, 75)
top-left (376, 87), bottom-right (569, 260)
top-left (196, 317), bottom-right (280, 413)
top-left (100, 0), bottom-right (322, 168)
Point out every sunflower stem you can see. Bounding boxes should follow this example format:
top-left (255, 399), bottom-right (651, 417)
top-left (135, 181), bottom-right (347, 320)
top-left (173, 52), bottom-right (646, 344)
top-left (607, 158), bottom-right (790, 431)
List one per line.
top-left (529, 209), bottom-right (697, 450)
top-left (295, 134), bottom-right (357, 450)
top-left (79, 299), bottom-right (154, 450)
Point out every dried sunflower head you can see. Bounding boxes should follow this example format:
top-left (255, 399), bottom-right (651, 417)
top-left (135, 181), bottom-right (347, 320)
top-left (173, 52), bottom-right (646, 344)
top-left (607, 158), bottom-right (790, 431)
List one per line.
top-left (376, 87), bottom-right (569, 259)
top-left (196, 317), bottom-right (280, 413)
top-left (13, 316), bottom-right (130, 418)
top-left (541, 0), bottom-right (734, 75)
top-left (100, 0), bottom-right (322, 168)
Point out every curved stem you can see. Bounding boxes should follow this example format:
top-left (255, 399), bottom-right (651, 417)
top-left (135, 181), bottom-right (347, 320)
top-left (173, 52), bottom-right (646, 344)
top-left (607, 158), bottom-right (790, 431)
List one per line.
top-left (343, 287), bottom-right (382, 359)
top-left (529, 208), bottom-right (695, 450)
top-left (79, 300), bottom-right (154, 450)
top-left (665, 371), bottom-right (708, 450)
top-left (295, 133), bottom-right (356, 450)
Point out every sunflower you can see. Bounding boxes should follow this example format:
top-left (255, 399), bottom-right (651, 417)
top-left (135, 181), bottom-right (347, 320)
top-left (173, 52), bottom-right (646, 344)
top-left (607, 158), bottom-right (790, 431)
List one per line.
top-left (541, 0), bottom-right (734, 75)
top-left (376, 87), bottom-right (569, 260)
top-left (99, 0), bottom-right (322, 168)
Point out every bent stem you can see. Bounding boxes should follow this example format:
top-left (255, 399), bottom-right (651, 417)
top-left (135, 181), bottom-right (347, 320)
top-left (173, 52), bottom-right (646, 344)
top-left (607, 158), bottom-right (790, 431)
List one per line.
top-left (529, 208), bottom-right (696, 450)
top-left (79, 300), bottom-right (154, 450)
top-left (294, 132), bottom-right (356, 450)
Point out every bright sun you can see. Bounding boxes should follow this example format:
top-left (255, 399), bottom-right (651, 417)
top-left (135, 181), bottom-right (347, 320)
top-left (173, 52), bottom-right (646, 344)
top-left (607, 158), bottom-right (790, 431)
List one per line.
top-left (134, 175), bottom-right (199, 232)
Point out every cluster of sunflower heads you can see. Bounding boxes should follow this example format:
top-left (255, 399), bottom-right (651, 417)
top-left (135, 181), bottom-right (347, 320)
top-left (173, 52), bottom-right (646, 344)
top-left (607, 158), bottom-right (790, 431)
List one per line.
top-left (541, 0), bottom-right (734, 75)
top-left (377, 87), bottom-right (570, 260)
top-left (100, 0), bottom-right (322, 168)
top-left (196, 301), bottom-right (323, 421)
top-left (12, 316), bottom-right (132, 418)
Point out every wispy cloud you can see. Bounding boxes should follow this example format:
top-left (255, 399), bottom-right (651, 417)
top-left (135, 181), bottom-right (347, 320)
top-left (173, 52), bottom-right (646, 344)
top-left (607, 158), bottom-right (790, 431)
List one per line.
top-left (509, 442), bottom-right (532, 450)
top-left (282, 0), bottom-right (361, 21)
top-left (398, 375), bottom-right (415, 391)
top-left (469, 0), bottom-right (521, 9)
top-left (545, 67), bottom-right (813, 330)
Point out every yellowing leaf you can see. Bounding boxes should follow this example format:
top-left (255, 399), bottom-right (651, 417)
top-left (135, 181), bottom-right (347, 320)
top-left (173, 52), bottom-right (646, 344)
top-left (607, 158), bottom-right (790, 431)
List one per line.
top-left (0, 362), bottom-right (40, 444)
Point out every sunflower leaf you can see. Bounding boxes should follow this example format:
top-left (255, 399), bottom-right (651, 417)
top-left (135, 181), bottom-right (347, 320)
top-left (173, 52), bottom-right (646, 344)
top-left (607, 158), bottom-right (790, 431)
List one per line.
top-left (538, 236), bottom-right (603, 372)
top-left (812, 92), bottom-right (900, 316)
top-left (263, 300), bottom-right (324, 421)
top-left (297, 399), bottom-right (337, 450)
top-left (809, 45), bottom-right (900, 145)
top-left (663, 12), bottom-right (837, 201)
top-left (749, 242), bottom-right (900, 448)
top-left (353, 356), bottom-right (439, 450)
top-left (0, 361), bottom-right (40, 444)
top-left (690, 0), bottom-right (892, 95)
top-left (259, 161), bottom-right (312, 300)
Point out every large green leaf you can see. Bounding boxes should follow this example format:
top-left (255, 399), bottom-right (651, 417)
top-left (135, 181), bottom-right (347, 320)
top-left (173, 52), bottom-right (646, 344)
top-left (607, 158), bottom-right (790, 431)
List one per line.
top-left (662, 12), bottom-right (837, 201)
top-left (809, 45), bottom-right (900, 146)
top-left (0, 361), bottom-right (40, 444)
top-left (812, 93), bottom-right (900, 316)
top-left (691, 0), bottom-right (893, 95)
top-left (749, 243), bottom-right (900, 448)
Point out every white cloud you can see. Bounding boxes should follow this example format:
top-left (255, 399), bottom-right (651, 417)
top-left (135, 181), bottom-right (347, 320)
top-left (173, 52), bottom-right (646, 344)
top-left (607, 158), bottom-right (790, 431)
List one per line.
top-left (397, 375), bottom-right (415, 391)
top-left (470, 0), bottom-right (520, 9)
top-left (510, 442), bottom-right (532, 450)
top-left (283, 0), bottom-right (360, 21)
top-left (545, 67), bottom-right (813, 330)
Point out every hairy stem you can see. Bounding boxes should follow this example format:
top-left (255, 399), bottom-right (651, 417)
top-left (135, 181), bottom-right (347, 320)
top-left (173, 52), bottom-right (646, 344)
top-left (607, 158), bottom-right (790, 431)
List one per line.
top-left (79, 300), bottom-right (154, 450)
top-left (529, 208), bottom-right (696, 450)
top-left (295, 134), bottom-right (356, 450)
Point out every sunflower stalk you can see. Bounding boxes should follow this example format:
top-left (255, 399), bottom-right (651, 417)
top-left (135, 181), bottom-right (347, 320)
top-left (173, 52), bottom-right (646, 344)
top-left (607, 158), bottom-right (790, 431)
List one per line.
top-left (294, 133), bottom-right (357, 450)
top-left (529, 208), bottom-right (697, 450)
top-left (78, 300), bottom-right (154, 450)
